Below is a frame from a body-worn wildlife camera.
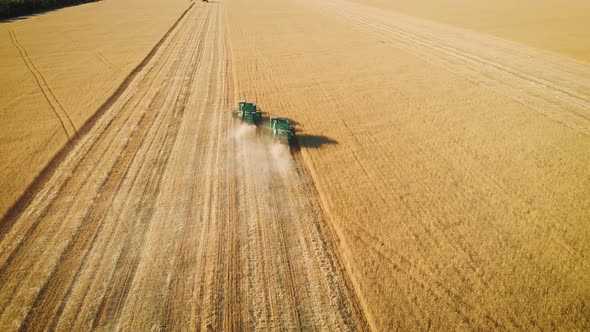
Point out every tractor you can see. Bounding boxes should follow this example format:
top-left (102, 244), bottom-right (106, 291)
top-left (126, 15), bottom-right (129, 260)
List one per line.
top-left (269, 117), bottom-right (294, 144)
top-left (232, 100), bottom-right (262, 125)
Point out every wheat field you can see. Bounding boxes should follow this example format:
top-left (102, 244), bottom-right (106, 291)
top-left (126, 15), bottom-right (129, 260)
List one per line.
top-left (1, 0), bottom-right (589, 330)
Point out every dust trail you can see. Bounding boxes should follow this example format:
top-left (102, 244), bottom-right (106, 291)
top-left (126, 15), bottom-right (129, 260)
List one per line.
top-left (233, 122), bottom-right (293, 176)
top-left (233, 123), bottom-right (257, 140)
top-left (271, 143), bottom-right (293, 174)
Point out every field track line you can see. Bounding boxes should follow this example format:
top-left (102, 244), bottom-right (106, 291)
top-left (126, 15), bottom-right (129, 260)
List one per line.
top-left (220, 16), bottom-right (242, 330)
top-left (96, 51), bottom-right (121, 73)
top-left (0, 10), bottom-right (194, 302)
top-left (0, 3), bottom-right (202, 329)
top-left (90, 7), bottom-right (211, 330)
top-left (314, 0), bottom-right (590, 136)
top-left (0, 5), bottom-right (198, 322)
top-left (290, 141), bottom-right (372, 331)
top-left (223, 0), bottom-right (371, 327)
top-left (0, 2), bottom-right (195, 228)
top-left (19, 27), bottom-right (202, 326)
top-left (8, 28), bottom-right (76, 140)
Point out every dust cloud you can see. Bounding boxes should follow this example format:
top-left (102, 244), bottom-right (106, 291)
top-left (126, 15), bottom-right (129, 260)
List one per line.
top-left (233, 123), bottom-right (257, 140)
top-left (233, 123), bottom-right (294, 178)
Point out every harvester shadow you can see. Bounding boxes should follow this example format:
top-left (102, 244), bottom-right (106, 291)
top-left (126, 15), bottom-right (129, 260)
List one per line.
top-left (293, 134), bottom-right (338, 150)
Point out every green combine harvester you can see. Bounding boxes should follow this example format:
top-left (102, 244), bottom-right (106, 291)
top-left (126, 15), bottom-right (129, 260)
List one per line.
top-left (269, 116), bottom-right (294, 144)
top-left (232, 100), bottom-right (262, 125)
top-left (232, 100), bottom-right (295, 144)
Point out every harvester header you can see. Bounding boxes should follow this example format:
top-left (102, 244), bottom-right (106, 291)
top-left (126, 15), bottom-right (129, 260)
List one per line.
top-left (232, 100), bottom-right (262, 125)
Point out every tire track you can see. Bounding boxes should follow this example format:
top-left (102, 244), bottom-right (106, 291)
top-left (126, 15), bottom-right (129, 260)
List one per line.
top-left (0, 2), bottom-right (194, 238)
top-left (62, 7), bottom-right (210, 330)
top-left (289, 146), bottom-right (371, 331)
top-left (292, 67), bottom-right (515, 329)
top-left (228, 25), bottom-right (371, 329)
top-left (18, 23), bottom-right (205, 321)
top-left (91, 8), bottom-right (211, 329)
top-left (225, 0), bottom-right (590, 329)
top-left (220, 18), bottom-right (242, 330)
top-left (311, 0), bottom-right (590, 135)
top-left (0, 5), bottom-right (197, 312)
top-left (21, 77), bottom-right (176, 330)
top-left (8, 28), bottom-right (76, 140)
top-left (96, 51), bottom-right (121, 73)
top-left (156, 6), bottom-right (224, 330)
top-left (312, 0), bottom-right (590, 279)
top-left (0, 2), bottom-right (195, 262)
top-left (0, 4), bottom-right (201, 329)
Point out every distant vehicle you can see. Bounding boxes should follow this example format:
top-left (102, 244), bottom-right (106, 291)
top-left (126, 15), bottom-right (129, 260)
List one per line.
top-left (232, 100), bottom-right (262, 125)
top-left (231, 101), bottom-right (295, 145)
top-left (269, 117), bottom-right (294, 144)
